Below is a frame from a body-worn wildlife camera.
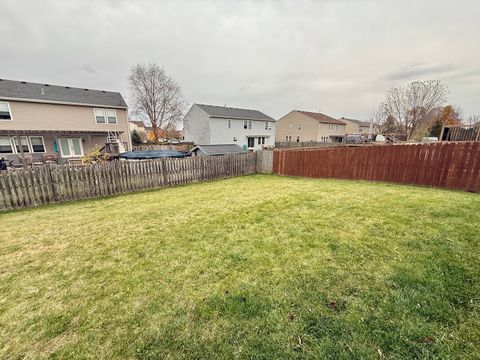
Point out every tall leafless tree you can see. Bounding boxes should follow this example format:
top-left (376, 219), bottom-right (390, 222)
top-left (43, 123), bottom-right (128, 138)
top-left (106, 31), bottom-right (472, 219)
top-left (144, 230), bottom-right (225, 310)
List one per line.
top-left (129, 63), bottom-right (186, 142)
top-left (376, 80), bottom-right (448, 139)
top-left (467, 114), bottom-right (480, 126)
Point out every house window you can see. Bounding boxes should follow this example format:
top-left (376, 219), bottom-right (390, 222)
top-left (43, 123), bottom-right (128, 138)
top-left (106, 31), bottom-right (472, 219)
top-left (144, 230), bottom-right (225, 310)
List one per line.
top-left (106, 109), bottom-right (117, 124)
top-left (95, 108), bottom-right (106, 123)
top-left (13, 137), bottom-right (30, 153)
top-left (248, 120), bottom-right (252, 129)
top-left (265, 122), bottom-right (268, 130)
top-left (285, 135), bottom-right (288, 141)
top-left (296, 136), bottom-right (300, 142)
top-left (247, 137), bottom-right (255, 148)
top-left (0, 137), bottom-right (14, 153)
top-left (59, 138), bottom-right (83, 157)
top-left (243, 120), bottom-right (248, 129)
top-left (30, 136), bottom-right (46, 153)
top-left (233, 137), bottom-right (237, 142)
top-left (298, 124), bottom-right (302, 130)
top-left (359, 128), bottom-right (363, 133)
top-left (257, 137), bottom-right (265, 145)
top-left (0, 102), bottom-right (12, 120)
top-left (228, 119), bottom-right (231, 129)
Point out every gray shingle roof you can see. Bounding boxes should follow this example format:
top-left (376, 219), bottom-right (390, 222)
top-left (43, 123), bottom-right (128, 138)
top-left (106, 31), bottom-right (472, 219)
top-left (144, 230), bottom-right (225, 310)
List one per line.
top-left (0, 79), bottom-right (127, 108)
top-left (196, 104), bottom-right (274, 121)
top-left (191, 144), bottom-right (246, 156)
top-left (340, 117), bottom-right (371, 127)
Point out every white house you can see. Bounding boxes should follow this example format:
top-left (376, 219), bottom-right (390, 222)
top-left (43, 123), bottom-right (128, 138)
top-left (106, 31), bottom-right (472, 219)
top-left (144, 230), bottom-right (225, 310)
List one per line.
top-left (183, 104), bottom-right (275, 150)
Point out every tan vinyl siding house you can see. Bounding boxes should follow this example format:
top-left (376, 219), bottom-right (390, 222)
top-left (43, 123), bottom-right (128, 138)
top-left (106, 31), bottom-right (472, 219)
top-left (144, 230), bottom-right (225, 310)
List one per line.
top-left (275, 110), bottom-right (346, 143)
top-left (0, 79), bottom-right (130, 164)
top-left (340, 117), bottom-right (376, 134)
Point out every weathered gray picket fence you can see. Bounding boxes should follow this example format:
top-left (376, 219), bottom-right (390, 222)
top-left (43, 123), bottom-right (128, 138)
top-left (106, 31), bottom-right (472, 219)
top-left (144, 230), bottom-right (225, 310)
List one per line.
top-left (0, 153), bottom-right (256, 211)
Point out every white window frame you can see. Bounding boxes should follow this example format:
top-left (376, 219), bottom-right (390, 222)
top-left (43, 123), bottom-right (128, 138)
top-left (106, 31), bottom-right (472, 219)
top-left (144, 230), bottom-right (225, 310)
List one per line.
top-left (58, 138), bottom-right (84, 158)
top-left (94, 108), bottom-right (106, 124)
top-left (106, 109), bottom-right (117, 124)
top-left (13, 136), bottom-right (31, 153)
top-left (29, 136), bottom-right (46, 153)
top-left (0, 101), bottom-right (13, 121)
top-left (0, 136), bottom-right (14, 154)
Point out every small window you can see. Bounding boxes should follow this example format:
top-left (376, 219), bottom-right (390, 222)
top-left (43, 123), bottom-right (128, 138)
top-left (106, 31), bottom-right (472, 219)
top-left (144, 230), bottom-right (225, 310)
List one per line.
top-left (0, 102), bottom-right (12, 120)
top-left (13, 137), bottom-right (30, 153)
top-left (296, 136), bottom-right (300, 142)
top-left (95, 108), bottom-right (106, 123)
top-left (298, 124), bottom-right (302, 130)
top-left (285, 135), bottom-right (288, 141)
top-left (248, 120), bottom-right (252, 129)
top-left (30, 136), bottom-right (46, 153)
top-left (258, 137), bottom-right (262, 145)
top-left (228, 119), bottom-right (231, 129)
top-left (265, 122), bottom-right (268, 130)
top-left (0, 137), bottom-right (13, 153)
top-left (233, 137), bottom-right (237, 142)
top-left (243, 120), bottom-right (247, 129)
top-left (106, 109), bottom-right (117, 124)
top-left (359, 128), bottom-right (362, 133)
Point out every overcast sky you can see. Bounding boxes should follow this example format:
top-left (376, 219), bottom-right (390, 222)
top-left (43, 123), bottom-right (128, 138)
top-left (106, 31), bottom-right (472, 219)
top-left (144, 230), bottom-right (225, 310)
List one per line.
top-left (1, 0), bottom-right (479, 120)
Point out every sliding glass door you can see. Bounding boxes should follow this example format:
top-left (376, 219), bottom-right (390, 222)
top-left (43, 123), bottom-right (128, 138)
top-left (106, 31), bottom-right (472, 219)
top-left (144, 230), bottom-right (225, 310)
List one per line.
top-left (59, 138), bottom-right (83, 157)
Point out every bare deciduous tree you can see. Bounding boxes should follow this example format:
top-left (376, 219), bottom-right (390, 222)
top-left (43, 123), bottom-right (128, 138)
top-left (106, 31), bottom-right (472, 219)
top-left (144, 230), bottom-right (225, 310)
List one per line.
top-left (467, 114), bottom-right (480, 126)
top-left (377, 80), bottom-right (448, 139)
top-left (129, 63), bottom-right (186, 142)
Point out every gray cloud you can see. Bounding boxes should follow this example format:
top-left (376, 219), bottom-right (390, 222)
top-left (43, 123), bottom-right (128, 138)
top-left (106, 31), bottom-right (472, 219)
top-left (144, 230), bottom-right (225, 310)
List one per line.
top-left (385, 63), bottom-right (457, 81)
top-left (1, 0), bottom-right (479, 120)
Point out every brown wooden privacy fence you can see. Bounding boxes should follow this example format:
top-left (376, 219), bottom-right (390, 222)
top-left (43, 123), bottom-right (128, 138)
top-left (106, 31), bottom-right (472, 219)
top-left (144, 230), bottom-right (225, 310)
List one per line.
top-left (273, 142), bottom-right (480, 192)
top-left (0, 153), bottom-right (256, 211)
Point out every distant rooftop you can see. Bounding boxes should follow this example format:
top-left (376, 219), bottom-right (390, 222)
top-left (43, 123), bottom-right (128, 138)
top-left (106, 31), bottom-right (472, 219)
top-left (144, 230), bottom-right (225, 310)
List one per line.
top-left (0, 78), bottom-right (127, 108)
top-left (297, 110), bottom-right (346, 125)
top-left (340, 117), bottom-right (371, 127)
top-left (195, 103), bottom-right (275, 121)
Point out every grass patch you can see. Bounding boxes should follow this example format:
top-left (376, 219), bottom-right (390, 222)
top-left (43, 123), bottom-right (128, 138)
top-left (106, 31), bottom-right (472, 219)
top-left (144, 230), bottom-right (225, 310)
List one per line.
top-left (0, 175), bottom-right (479, 359)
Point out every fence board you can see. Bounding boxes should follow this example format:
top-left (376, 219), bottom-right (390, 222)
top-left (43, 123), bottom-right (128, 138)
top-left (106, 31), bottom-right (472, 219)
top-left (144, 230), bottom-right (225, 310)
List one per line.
top-left (273, 142), bottom-right (480, 193)
top-left (0, 153), bottom-right (257, 211)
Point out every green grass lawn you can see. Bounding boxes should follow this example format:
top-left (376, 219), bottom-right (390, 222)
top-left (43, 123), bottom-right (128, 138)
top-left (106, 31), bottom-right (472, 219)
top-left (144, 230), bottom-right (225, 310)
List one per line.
top-left (1, 175), bottom-right (479, 359)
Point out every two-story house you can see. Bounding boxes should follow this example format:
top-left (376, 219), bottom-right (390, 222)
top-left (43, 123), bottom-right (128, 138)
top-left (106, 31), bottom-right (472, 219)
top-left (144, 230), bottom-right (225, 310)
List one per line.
top-left (275, 110), bottom-right (346, 143)
top-left (183, 104), bottom-right (275, 150)
top-left (0, 79), bottom-right (130, 164)
top-left (340, 117), bottom-right (376, 134)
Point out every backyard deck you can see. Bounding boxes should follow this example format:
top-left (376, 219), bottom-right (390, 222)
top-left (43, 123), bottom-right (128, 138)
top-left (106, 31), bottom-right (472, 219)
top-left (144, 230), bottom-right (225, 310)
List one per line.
top-left (0, 175), bottom-right (479, 359)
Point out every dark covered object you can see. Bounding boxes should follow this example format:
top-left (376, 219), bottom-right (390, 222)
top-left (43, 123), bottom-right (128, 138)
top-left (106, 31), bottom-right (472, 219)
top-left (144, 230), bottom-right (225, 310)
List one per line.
top-left (119, 150), bottom-right (189, 159)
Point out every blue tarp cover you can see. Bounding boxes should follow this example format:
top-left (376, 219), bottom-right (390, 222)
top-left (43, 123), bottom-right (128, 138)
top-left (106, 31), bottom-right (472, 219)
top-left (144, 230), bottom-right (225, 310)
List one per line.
top-left (119, 150), bottom-right (189, 159)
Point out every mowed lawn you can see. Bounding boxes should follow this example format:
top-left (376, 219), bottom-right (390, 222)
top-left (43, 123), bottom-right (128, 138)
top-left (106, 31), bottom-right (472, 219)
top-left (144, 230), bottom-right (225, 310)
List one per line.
top-left (1, 175), bottom-right (479, 359)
